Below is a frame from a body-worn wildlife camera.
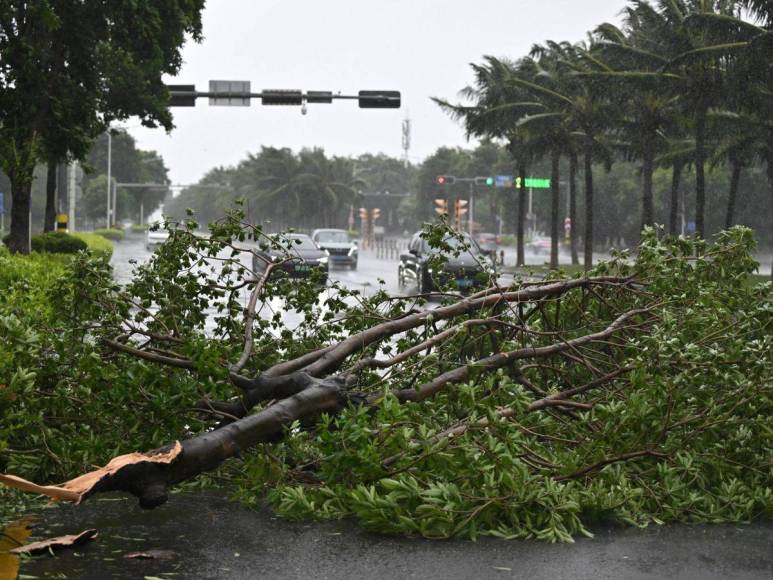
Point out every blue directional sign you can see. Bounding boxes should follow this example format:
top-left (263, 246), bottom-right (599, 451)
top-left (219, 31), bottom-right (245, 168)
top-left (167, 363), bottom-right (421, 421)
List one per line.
top-left (495, 175), bottom-right (514, 188)
top-left (0, 191), bottom-right (4, 214)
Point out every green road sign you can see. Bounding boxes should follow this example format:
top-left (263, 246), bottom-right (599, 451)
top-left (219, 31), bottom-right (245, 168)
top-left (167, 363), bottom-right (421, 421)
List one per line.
top-left (524, 177), bottom-right (550, 189)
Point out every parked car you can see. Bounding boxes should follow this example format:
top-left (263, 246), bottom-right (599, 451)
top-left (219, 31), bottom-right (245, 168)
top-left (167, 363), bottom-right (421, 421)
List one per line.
top-left (311, 228), bottom-right (358, 270)
top-left (145, 227), bottom-right (170, 251)
top-left (398, 231), bottom-right (495, 294)
top-left (252, 233), bottom-right (328, 284)
top-left (526, 234), bottom-right (552, 254)
top-left (475, 232), bottom-right (499, 261)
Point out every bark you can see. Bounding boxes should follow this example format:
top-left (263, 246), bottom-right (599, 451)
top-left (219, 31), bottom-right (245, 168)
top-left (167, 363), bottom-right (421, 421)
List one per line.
top-left (517, 163), bottom-right (527, 267)
top-left (724, 161), bottom-right (742, 230)
top-left (550, 151), bottom-right (560, 270)
top-left (569, 153), bottom-right (579, 265)
top-left (44, 158), bottom-right (57, 233)
top-left (641, 146), bottom-right (654, 233)
top-left (0, 276), bottom-right (639, 508)
top-left (669, 161), bottom-right (683, 236)
top-left (583, 146), bottom-right (594, 271)
top-left (7, 178), bottom-right (32, 254)
top-left (695, 107), bottom-right (707, 238)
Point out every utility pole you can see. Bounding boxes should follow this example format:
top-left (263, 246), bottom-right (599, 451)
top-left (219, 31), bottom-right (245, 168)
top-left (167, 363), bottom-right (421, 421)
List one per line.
top-left (106, 130), bottom-right (112, 229)
top-left (68, 161), bottom-right (78, 231)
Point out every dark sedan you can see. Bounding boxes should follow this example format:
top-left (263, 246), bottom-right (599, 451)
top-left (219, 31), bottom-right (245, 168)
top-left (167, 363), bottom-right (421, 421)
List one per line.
top-left (398, 232), bottom-right (495, 294)
top-left (252, 234), bottom-right (329, 283)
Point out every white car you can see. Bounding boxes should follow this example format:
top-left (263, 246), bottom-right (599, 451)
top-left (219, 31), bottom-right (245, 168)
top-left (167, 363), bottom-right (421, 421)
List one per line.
top-left (145, 229), bottom-right (170, 251)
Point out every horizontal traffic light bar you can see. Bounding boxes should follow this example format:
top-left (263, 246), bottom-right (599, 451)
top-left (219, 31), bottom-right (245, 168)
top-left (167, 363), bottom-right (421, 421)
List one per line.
top-left (435, 175), bottom-right (551, 188)
top-left (167, 83), bottom-right (400, 109)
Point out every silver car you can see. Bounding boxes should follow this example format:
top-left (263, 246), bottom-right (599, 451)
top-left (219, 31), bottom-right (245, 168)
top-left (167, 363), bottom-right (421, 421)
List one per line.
top-left (311, 228), bottom-right (358, 269)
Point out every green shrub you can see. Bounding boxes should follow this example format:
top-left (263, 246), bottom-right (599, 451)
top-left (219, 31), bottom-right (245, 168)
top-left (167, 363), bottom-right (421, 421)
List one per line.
top-left (93, 227), bottom-right (125, 241)
top-left (70, 232), bottom-right (113, 259)
top-left (30, 232), bottom-right (88, 254)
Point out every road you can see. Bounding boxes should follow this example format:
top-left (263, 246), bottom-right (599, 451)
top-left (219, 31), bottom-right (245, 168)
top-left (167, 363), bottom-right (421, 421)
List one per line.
top-left (16, 491), bottom-right (773, 580)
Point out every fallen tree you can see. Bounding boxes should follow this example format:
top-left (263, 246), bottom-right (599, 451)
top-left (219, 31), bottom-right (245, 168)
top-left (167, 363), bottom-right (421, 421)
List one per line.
top-left (1, 219), bottom-right (770, 540)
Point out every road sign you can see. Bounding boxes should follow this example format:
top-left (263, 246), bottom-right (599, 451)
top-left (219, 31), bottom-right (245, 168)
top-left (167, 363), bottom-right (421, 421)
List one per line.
top-left (0, 191), bottom-right (4, 214)
top-left (525, 177), bottom-right (551, 189)
top-left (495, 175), bottom-right (514, 188)
top-left (209, 80), bottom-right (251, 106)
top-left (167, 84), bottom-right (196, 107)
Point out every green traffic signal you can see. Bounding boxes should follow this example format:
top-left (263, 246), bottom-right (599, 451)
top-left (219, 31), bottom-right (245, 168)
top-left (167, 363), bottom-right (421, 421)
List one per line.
top-left (485, 177), bottom-right (494, 186)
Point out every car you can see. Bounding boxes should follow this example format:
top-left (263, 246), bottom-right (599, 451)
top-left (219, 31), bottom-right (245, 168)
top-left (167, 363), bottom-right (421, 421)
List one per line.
top-left (311, 228), bottom-right (358, 270)
top-left (398, 231), bottom-right (495, 294)
top-left (252, 233), bottom-right (328, 284)
top-left (145, 228), bottom-right (170, 251)
top-left (475, 232), bottom-right (499, 261)
top-left (526, 234), bottom-right (552, 254)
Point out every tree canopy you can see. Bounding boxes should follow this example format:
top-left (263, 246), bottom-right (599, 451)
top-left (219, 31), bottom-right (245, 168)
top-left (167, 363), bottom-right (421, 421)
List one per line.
top-left (0, 0), bottom-right (205, 252)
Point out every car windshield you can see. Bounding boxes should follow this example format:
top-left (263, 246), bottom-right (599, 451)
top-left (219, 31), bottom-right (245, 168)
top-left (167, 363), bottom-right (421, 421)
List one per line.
top-left (422, 234), bottom-right (482, 255)
top-left (316, 231), bottom-right (350, 243)
top-left (285, 235), bottom-right (317, 250)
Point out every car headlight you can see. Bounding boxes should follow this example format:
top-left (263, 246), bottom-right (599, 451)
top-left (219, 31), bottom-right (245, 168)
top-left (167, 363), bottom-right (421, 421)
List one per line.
top-left (318, 256), bottom-right (329, 265)
top-left (348, 246), bottom-right (358, 256)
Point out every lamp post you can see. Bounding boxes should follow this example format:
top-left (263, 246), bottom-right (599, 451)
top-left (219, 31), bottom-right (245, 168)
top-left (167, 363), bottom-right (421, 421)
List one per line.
top-left (105, 130), bottom-right (112, 229)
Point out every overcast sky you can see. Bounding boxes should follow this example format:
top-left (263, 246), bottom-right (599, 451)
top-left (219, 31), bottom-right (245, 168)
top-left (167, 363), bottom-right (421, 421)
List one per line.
top-left (127, 0), bottom-right (627, 185)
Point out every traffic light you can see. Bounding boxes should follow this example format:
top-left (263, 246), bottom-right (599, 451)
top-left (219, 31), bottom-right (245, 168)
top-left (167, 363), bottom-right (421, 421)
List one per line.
top-left (454, 199), bottom-right (468, 228)
top-left (434, 199), bottom-right (448, 215)
top-left (436, 175), bottom-right (456, 185)
top-left (372, 208), bottom-right (381, 221)
top-left (359, 207), bottom-right (369, 220)
top-left (358, 90), bottom-right (401, 109)
top-left (262, 90), bottom-right (303, 105)
top-left (485, 177), bottom-right (494, 187)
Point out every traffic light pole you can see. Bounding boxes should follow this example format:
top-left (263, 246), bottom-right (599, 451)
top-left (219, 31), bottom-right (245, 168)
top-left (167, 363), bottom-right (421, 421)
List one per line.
top-left (167, 85), bottom-right (400, 109)
top-left (468, 181), bottom-right (474, 237)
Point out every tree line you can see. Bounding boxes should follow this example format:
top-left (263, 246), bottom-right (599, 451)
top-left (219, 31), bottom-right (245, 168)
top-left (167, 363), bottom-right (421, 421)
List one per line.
top-left (436, 0), bottom-right (772, 269)
top-left (166, 139), bottom-right (770, 252)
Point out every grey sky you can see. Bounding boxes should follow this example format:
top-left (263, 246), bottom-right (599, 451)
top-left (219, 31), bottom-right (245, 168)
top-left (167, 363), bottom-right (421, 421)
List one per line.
top-left (128, 0), bottom-right (626, 185)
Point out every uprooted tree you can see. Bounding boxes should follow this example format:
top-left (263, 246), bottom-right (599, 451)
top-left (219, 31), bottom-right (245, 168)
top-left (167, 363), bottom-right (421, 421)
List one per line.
top-left (1, 216), bottom-right (770, 541)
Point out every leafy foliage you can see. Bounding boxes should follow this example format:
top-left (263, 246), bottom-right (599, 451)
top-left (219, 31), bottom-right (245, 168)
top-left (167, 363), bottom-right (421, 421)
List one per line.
top-left (30, 232), bottom-right (88, 254)
top-left (230, 228), bottom-right (771, 540)
top-left (0, 217), bottom-right (770, 541)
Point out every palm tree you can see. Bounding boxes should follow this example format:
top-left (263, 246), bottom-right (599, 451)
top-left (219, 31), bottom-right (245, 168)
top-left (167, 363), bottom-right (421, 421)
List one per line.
top-left (589, 16), bottom-right (680, 235)
top-left (434, 56), bottom-right (540, 266)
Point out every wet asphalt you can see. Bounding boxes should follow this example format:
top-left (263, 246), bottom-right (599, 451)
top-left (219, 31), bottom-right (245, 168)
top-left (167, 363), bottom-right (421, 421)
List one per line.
top-left (14, 491), bottom-right (773, 580)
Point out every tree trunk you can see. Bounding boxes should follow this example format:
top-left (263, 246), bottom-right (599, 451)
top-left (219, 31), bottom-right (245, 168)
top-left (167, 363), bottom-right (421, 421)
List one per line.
top-left (695, 107), bottom-right (707, 238)
top-left (44, 159), bottom-right (57, 233)
top-left (669, 161), bottom-right (683, 236)
top-left (724, 161), bottom-right (742, 230)
top-left (584, 145), bottom-right (594, 271)
top-left (7, 177), bottom-right (33, 254)
top-left (550, 151), bottom-right (560, 270)
top-left (641, 147), bottom-right (654, 234)
top-left (569, 153), bottom-right (579, 265)
top-left (517, 163), bottom-right (526, 267)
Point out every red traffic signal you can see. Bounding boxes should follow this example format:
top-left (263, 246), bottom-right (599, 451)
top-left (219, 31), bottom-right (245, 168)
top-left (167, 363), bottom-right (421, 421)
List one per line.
top-left (436, 175), bottom-right (456, 185)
